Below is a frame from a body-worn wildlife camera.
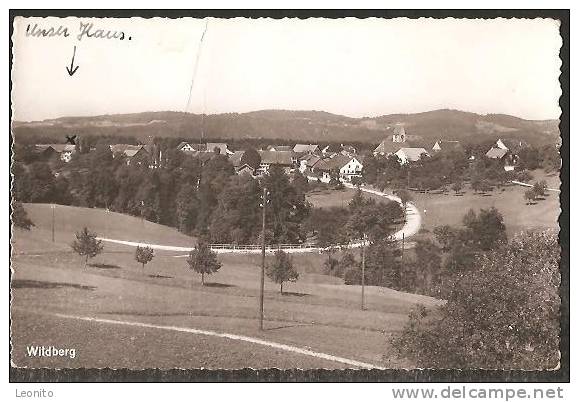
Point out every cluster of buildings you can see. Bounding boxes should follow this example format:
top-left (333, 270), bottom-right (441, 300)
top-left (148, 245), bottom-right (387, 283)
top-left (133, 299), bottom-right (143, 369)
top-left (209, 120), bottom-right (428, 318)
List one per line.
top-left (176, 141), bottom-right (365, 183)
top-left (33, 143), bottom-right (159, 167)
top-left (32, 125), bottom-right (530, 181)
top-left (372, 125), bottom-right (527, 171)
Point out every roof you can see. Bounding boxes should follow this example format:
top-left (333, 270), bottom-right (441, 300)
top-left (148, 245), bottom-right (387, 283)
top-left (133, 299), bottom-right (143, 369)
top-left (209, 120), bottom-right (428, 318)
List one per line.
top-left (374, 139), bottom-right (401, 155)
top-left (396, 147), bottom-right (429, 162)
top-left (177, 141), bottom-right (192, 150)
top-left (299, 153), bottom-right (322, 168)
top-left (258, 150), bottom-right (293, 166)
top-left (228, 151), bottom-right (245, 167)
top-left (206, 143), bottom-right (230, 155)
top-left (293, 144), bottom-right (319, 153)
top-left (110, 144), bottom-right (142, 153)
top-left (36, 144), bottom-right (76, 153)
top-left (267, 145), bottom-right (293, 152)
top-left (486, 147), bottom-right (509, 159)
top-left (315, 154), bottom-right (358, 171)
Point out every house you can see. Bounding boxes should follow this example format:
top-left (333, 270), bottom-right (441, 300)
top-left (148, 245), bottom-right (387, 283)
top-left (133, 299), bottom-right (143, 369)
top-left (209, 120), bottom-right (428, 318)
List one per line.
top-left (228, 150), bottom-right (256, 176)
top-left (35, 144), bottom-right (76, 163)
top-left (485, 146), bottom-right (518, 171)
top-left (177, 142), bottom-right (198, 152)
top-left (373, 126), bottom-right (408, 156)
top-left (395, 147), bottom-right (429, 164)
top-left (257, 151), bottom-right (294, 175)
top-left (110, 144), bottom-right (150, 166)
top-left (340, 145), bottom-right (357, 156)
top-left (235, 164), bottom-right (255, 176)
top-left (313, 154), bottom-right (364, 183)
top-left (432, 140), bottom-right (465, 154)
top-left (495, 138), bottom-right (527, 154)
top-left (298, 153), bottom-right (322, 174)
top-left (293, 144), bottom-right (320, 155)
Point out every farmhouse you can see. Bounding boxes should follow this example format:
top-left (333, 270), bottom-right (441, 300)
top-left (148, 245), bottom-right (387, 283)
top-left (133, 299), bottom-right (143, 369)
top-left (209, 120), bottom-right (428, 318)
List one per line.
top-left (35, 144), bottom-right (76, 163)
top-left (395, 147), bottom-right (429, 164)
top-left (313, 154), bottom-right (363, 183)
top-left (485, 146), bottom-right (518, 171)
top-left (257, 150), bottom-right (294, 175)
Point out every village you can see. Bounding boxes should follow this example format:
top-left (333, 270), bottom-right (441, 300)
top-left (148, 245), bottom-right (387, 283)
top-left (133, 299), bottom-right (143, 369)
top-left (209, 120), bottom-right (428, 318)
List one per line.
top-left (31, 124), bottom-right (535, 184)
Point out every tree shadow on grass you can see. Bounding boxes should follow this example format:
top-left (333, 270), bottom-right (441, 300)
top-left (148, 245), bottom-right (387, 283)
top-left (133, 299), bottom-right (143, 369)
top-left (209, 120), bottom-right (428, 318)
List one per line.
top-left (11, 279), bottom-right (96, 291)
top-left (265, 323), bottom-right (312, 331)
top-left (203, 282), bottom-right (235, 288)
top-left (89, 263), bottom-right (121, 270)
top-left (148, 274), bottom-right (173, 279)
top-left (281, 291), bottom-right (310, 297)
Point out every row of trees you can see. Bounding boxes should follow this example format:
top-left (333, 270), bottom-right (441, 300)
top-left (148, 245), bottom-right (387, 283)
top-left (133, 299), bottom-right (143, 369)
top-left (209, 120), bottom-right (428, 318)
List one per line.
top-left (69, 227), bottom-right (299, 293)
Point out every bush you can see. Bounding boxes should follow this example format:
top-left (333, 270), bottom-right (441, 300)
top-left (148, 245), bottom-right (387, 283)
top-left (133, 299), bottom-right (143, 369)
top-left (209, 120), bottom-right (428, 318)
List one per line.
top-left (12, 201), bottom-right (34, 230)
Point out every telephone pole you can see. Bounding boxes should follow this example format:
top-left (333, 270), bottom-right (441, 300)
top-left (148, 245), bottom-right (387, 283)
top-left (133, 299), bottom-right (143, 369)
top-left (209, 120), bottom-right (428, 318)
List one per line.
top-left (259, 186), bottom-right (268, 330)
top-left (51, 204), bottom-right (55, 243)
top-left (361, 233), bottom-right (366, 311)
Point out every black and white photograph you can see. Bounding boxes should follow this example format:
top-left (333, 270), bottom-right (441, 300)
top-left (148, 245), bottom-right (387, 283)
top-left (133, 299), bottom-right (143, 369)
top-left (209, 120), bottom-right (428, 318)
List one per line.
top-left (8, 8), bottom-right (569, 386)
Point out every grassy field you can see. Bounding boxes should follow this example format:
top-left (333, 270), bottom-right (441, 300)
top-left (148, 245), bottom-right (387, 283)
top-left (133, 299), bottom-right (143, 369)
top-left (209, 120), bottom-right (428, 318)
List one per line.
top-left (307, 170), bottom-right (560, 237)
top-left (11, 204), bottom-right (440, 369)
top-left (408, 183), bottom-right (560, 237)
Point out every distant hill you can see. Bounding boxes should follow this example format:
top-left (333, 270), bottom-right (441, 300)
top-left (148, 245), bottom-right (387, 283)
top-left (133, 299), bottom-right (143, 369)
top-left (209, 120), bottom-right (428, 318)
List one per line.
top-left (12, 109), bottom-right (560, 147)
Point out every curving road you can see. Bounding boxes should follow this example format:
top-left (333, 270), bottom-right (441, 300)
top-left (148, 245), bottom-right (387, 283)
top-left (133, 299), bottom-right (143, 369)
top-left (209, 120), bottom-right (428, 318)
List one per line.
top-left (97, 184), bottom-right (421, 254)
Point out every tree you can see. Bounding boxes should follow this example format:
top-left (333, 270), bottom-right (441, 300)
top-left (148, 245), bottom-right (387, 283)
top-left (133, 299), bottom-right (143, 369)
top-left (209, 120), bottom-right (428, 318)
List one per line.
top-left (71, 227), bottom-right (103, 267)
top-left (451, 181), bottom-right (463, 195)
top-left (266, 250), bottom-right (299, 294)
top-left (12, 201), bottom-right (34, 230)
top-left (412, 239), bottom-right (441, 295)
top-left (533, 180), bottom-right (548, 198)
top-left (186, 241), bottom-right (221, 285)
top-left (462, 207), bottom-right (507, 251)
top-left (524, 188), bottom-right (537, 205)
top-left (392, 230), bottom-right (560, 369)
top-left (135, 246), bottom-right (154, 270)
top-left (396, 189), bottom-right (412, 213)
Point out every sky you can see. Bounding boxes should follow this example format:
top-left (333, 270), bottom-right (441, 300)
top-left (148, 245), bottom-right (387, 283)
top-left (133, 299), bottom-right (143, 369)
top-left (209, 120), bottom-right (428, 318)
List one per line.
top-left (11, 17), bottom-right (562, 121)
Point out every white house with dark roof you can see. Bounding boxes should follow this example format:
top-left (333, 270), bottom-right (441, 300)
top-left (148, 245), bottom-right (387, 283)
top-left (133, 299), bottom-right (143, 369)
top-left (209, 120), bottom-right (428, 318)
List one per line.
top-left (313, 154), bottom-right (363, 182)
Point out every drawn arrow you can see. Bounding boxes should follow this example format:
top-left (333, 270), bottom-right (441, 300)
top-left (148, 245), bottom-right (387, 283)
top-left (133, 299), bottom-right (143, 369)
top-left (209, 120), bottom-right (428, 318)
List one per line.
top-left (66, 46), bottom-right (79, 77)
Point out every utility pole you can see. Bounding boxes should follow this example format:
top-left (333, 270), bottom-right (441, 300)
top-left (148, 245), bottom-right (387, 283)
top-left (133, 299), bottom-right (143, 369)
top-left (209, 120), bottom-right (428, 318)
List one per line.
top-left (51, 204), bottom-right (55, 243)
top-left (259, 186), bottom-right (268, 331)
top-left (361, 233), bottom-right (366, 311)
